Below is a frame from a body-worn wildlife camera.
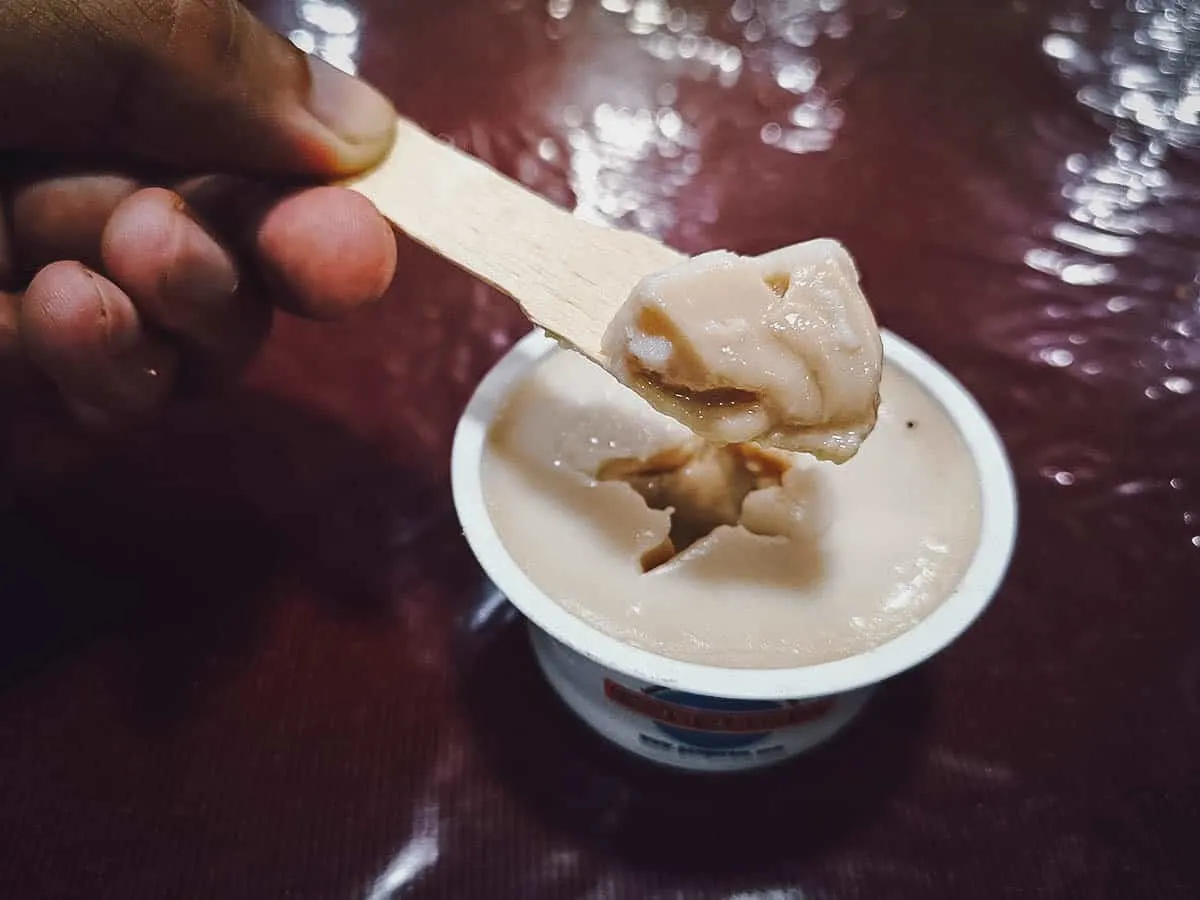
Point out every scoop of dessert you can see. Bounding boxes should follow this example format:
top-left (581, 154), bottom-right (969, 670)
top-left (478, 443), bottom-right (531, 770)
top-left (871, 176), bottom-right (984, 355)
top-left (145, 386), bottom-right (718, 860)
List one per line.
top-left (601, 239), bottom-right (883, 463)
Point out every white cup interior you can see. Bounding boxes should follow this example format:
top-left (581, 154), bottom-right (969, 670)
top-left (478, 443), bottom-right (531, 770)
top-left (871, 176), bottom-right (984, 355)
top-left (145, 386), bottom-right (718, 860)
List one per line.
top-left (451, 329), bottom-right (1018, 700)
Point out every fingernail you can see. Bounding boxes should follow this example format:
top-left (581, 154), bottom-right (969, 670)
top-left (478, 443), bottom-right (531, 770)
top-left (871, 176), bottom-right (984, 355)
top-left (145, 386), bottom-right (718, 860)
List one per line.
top-left (306, 55), bottom-right (396, 150)
top-left (170, 205), bottom-right (241, 310)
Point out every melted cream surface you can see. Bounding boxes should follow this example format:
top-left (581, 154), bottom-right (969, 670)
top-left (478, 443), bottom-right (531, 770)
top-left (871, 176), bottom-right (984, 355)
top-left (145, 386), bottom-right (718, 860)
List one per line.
top-left (482, 349), bottom-right (981, 669)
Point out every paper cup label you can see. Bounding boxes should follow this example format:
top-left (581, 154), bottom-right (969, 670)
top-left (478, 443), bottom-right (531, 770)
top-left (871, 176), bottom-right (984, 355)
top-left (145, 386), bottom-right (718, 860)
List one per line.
top-left (606, 678), bottom-right (832, 736)
top-left (528, 622), bottom-right (870, 772)
top-left (602, 678), bottom-right (837, 762)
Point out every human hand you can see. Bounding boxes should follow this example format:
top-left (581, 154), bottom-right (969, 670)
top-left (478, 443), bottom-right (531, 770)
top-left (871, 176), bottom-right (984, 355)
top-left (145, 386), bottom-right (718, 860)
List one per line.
top-left (0, 0), bottom-right (399, 465)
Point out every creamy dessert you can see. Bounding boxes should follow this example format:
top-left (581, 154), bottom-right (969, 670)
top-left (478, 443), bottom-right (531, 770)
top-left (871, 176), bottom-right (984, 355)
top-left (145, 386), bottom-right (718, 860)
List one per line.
top-left (482, 348), bottom-right (982, 669)
top-left (601, 239), bottom-right (883, 463)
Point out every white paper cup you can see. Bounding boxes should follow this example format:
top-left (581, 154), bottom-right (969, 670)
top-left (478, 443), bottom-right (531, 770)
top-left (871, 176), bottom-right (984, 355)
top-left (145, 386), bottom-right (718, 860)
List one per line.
top-left (452, 329), bottom-right (1017, 772)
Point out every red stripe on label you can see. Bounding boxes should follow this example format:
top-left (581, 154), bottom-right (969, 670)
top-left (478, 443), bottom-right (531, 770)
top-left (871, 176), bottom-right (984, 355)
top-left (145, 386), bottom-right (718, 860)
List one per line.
top-left (603, 680), bottom-right (834, 733)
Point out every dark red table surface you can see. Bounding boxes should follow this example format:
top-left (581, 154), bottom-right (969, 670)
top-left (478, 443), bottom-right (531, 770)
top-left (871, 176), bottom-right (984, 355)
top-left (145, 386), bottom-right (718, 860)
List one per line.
top-left (3, 0), bottom-right (1200, 897)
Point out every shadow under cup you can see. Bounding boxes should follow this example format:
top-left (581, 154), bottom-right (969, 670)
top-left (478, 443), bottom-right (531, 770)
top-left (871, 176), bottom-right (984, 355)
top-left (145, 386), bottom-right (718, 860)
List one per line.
top-left (451, 330), bottom-right (1018, 773)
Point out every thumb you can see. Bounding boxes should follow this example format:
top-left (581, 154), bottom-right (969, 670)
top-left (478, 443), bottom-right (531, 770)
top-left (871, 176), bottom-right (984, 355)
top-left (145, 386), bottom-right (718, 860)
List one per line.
top-left (0, 0), bottom-right (396, 177)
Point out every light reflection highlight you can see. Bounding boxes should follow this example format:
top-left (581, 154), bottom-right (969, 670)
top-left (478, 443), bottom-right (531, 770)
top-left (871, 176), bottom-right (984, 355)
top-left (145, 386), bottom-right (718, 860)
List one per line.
top-left (726, 889), bottom-right (809, 900)
top-left (365, 803), bottom-right (440, 900)
top-left (1050, 221), bottom-right (1135, 257)
top-left (614, 0), bottom-right (744, 86)
top-left (1041, 467), bottom-right (1078, 486)
top-left (736, 0), bottom-right (873, 153)
top-left (1044, 0), bottom-right (1200, 154)
top-left (1019, 121), bottom-right (1200, 391)
top-left (565, 100), bottom-right (698, 233)
top-left (288, 0), bottom-right (362, 74)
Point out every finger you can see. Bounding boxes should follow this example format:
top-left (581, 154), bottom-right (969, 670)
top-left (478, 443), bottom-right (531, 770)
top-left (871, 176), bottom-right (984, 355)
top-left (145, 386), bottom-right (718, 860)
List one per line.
top-left (102, 187), bottom-right (272, 371)
top-left (2, 0), bottom-right (395, 177)
top-left (178, 178), bottom-right (396, 321)
top-left (7, 173), bottom-right (140, 274)
top-left (0, 211), bottom-right (20, 392)
top-left (255, 187), bottom-right (398, 320)
top-left (0, 289), bottom-right (23, 387)
top-left (0, 193), bottom-right (13, 289)
top-left (1, 287), bottom-right (48, 419)
top-left (19, 261), bottom-right (178, 416)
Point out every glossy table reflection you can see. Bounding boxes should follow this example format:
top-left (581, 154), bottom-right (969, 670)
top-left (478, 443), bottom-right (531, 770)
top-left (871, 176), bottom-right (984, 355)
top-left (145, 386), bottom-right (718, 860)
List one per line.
top-left (2, 1), bottom-right (1199, 897)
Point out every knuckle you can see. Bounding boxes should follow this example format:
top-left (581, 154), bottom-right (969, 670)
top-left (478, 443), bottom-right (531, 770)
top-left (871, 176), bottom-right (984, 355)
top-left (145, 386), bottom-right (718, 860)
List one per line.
top-left (155, 0), bottom-right (246, 79)
top-left (103, 0), bottom-right (247, 135)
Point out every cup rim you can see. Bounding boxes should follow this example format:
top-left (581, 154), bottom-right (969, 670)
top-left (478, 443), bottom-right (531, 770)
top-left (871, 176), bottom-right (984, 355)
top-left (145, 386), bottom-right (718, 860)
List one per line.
top-left (451, 329), bottom-right (1017, 700)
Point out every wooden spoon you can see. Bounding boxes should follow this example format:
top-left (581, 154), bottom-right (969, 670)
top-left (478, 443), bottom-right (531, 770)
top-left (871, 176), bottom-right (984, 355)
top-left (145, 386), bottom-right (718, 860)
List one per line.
top-left (343, 116), bottom-right (684, 362)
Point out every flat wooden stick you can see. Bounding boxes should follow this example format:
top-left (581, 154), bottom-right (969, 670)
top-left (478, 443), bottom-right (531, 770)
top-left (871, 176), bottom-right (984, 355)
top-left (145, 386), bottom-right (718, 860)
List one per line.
top-left (343, 117), bottom-right (684, 362)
